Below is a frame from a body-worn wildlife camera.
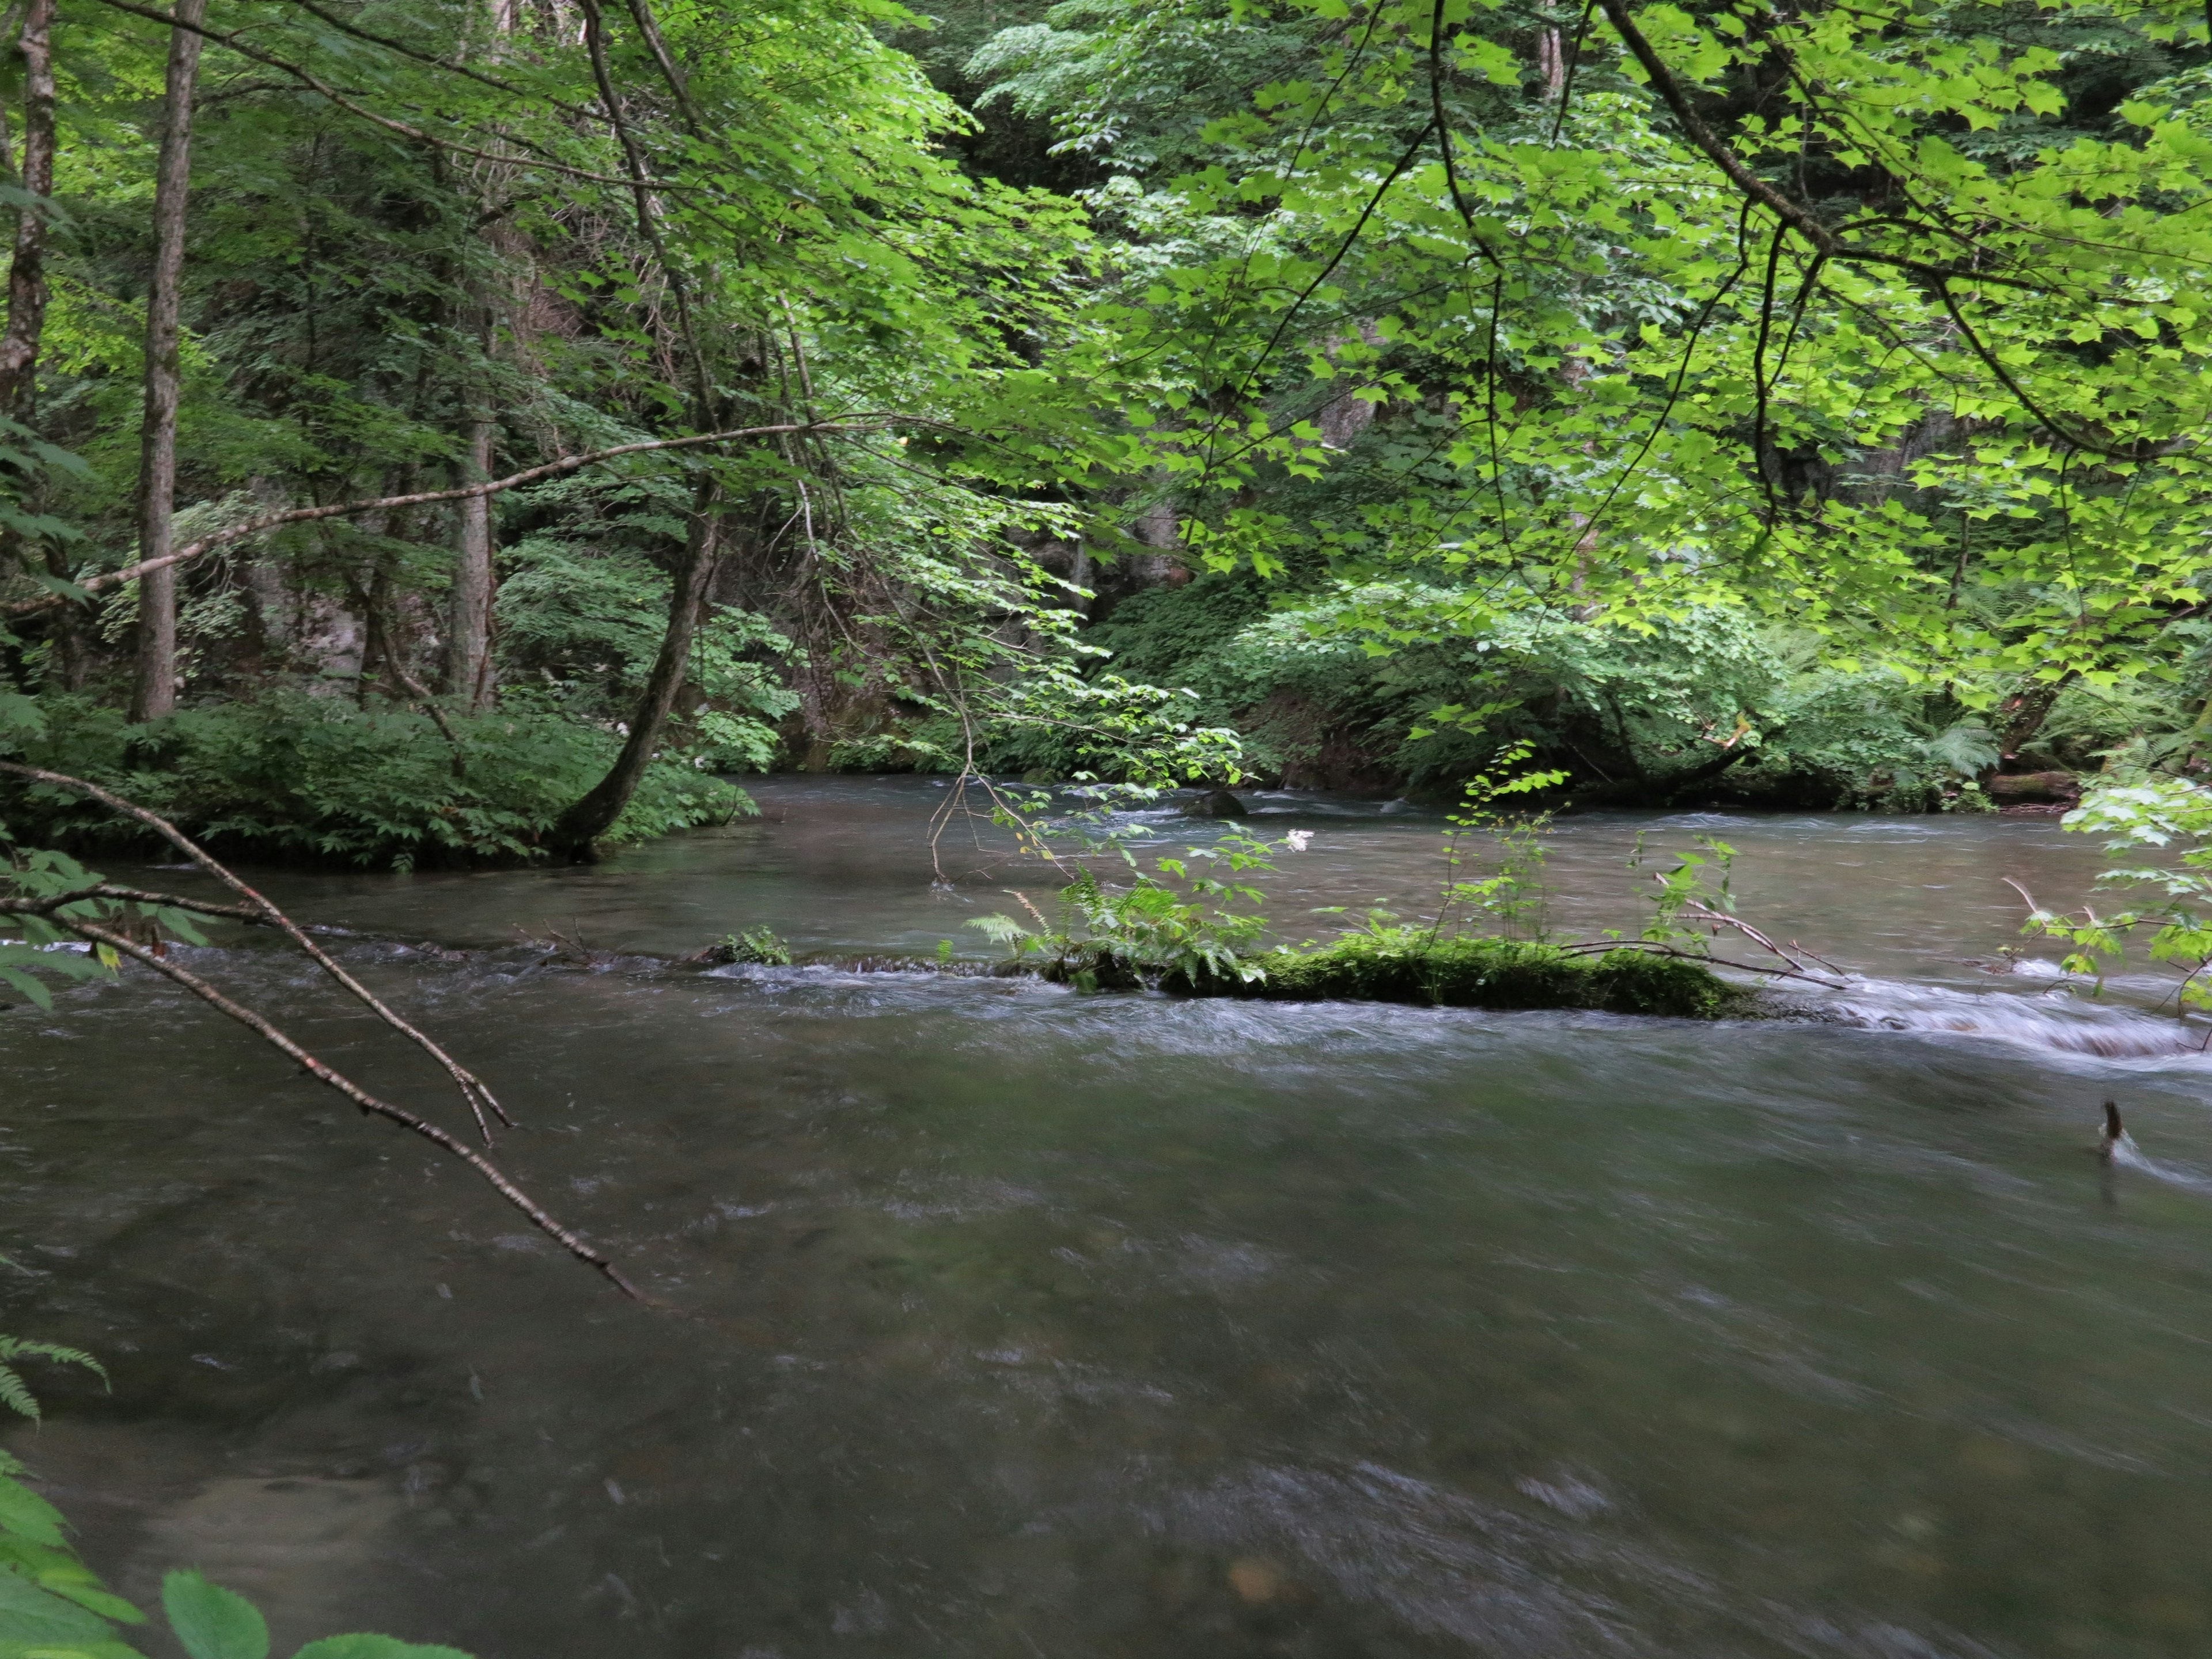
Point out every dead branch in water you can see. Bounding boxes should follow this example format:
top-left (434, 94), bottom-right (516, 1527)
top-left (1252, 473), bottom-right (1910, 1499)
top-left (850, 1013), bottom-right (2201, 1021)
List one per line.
top-left (1676, 899), bottom-right (1846, 982)
top-left (1552, 935), bottom-right (1848, 988)
top-left (52, 916), bottom-right (640, 1300)
top-left (0, 762), bottom-right (508, 1142)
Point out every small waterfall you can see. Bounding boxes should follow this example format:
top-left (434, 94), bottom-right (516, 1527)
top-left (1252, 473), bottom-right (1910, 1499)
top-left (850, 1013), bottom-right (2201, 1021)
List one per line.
top-left (1811, 980), bottom-right (2210, 1060)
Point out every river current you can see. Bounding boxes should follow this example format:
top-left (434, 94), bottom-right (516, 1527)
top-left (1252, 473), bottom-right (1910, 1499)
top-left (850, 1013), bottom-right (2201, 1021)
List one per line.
top-left (6, 778), bottom-right (2212, 1658)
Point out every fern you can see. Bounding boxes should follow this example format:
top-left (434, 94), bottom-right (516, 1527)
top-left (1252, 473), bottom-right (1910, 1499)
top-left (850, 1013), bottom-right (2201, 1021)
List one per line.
top-left (0, 1336), bottom-right (107, 1422)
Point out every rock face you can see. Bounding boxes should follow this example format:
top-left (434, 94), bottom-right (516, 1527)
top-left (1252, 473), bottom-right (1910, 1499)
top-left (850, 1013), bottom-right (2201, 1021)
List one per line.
top-left (1183, 788), bottom-right (1249, 819)
top-left (1986, 770), bottom-right (2080, 805)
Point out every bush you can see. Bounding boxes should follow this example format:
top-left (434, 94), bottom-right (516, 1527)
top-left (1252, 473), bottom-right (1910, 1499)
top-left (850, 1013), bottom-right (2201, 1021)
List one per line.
top-left (0, 693), bottom-right (750, 869)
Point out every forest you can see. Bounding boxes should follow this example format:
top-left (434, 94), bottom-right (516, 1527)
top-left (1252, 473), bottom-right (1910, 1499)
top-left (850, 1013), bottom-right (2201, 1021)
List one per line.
top-left (5, 0), bottom-right (2212, 1653)
top-left (2, 0), bottom-right (2209, 856)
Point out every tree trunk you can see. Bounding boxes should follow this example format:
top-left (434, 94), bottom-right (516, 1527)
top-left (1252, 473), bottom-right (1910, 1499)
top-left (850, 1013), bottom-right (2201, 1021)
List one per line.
top-left (130, 0), bottom-right (208, 724)
top-left (1996, 672), bottom-right (2074, 769)
top-left (548, 477), bottom-right (723, 857)
top-left (0, 0), bottom-right (54, 419)
top-left (446, 390), bottom-right (497, 710)
top-left (0, 0), bottom-right (85, 688)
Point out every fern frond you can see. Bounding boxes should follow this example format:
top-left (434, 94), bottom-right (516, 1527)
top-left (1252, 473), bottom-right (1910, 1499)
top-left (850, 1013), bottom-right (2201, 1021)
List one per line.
top-left (0, 1338), bottom-right (109, 1420)
top-left (0, 1361), bottom-right (39, 1422)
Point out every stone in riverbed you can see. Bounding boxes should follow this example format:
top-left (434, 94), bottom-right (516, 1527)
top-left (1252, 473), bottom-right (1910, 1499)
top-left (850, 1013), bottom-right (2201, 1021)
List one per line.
top-left (1183, 789), bottom-right (1248, 819)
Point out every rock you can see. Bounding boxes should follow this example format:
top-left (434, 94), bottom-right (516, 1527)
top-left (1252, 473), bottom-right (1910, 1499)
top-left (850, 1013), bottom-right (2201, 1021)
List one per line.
top-left (1986, 770), bottom-right (2080, 804)
top-left (1183, 788), bottom-right (1248, 819)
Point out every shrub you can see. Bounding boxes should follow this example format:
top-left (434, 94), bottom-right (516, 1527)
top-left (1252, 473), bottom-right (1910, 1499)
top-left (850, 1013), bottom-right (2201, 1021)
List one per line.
top-left (0, 693), bottom-right (749, 869)
top-left (700, 926), bottom-right (793, 965)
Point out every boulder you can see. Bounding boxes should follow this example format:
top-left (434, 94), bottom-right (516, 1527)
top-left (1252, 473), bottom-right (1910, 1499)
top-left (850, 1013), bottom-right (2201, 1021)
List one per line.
top-left (1183, 788), bottom-right (1249, 819)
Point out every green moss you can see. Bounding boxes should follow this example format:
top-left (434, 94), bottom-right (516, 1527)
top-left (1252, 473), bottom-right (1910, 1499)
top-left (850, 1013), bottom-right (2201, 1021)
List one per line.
top-left (1177, 935), bottom-right (1743, 1018)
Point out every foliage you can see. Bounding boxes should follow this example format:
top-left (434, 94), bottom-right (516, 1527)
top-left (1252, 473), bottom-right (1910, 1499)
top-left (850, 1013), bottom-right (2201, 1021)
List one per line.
top-left (0, 842), bottom-right (204, 1008)
top-left (950, 0), bottom-right (2212, 795)
top-left (703, 926), bottom-right (794, 967)
top-left (1632, 832), bottom-right (1739, 949)
top-left (0, 696), bottom-right (747, 870)
top-left (968, 832), bottom-right (1283, 987)
top-left (0, 1338), bottom-right (102, 1426)
top-left (1424, 737), bottom-right (1566, 940)
top-left (2018, 770), bottom-right (2212, 1010)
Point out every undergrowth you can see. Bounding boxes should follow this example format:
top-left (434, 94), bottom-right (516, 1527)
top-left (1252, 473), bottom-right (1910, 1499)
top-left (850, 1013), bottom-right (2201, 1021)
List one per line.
top-left (0, 694), bottom-right (749, 869)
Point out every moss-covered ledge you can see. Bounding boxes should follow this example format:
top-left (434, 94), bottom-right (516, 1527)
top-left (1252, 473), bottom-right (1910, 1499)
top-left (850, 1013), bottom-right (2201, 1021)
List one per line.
top-left (1174, 936), bottom-right (1749, 1018)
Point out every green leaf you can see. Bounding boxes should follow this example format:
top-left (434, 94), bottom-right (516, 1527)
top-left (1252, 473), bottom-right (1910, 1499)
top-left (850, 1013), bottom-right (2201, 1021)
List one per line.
top-left (0, 1561), bottom-right (119, 1649)
top-left (291, 1637), bottom-right (474, 1659)
top-left (161, 1574), bottom-right (267, 1659)
top-left (0, 1480), bottom-right (66, 1548)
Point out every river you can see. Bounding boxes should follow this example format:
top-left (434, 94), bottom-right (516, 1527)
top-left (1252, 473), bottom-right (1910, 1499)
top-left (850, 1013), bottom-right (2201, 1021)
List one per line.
top-left (5, 778), bottom-right (2211, 1657)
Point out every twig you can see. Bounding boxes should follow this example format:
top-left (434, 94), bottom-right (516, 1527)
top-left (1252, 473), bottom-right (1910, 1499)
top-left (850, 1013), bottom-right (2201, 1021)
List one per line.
top-left (56, 918), bottom-right (641, 1300)
top-left (1677, 898), bottom-right (1828, 976)
top-left (5, 418), bottom-right (908, 616)
top-left (84, 0), bottom-right (664, 188)
top-left (1553, 936), bottom-right (1847, 987)
top-left (0, 763), bottom-right (508, 1142)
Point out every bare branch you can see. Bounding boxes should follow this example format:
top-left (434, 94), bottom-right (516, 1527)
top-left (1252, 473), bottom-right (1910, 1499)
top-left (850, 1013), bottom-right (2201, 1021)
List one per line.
top-left (1678, 898), bottom-right (1842, 981)
top-left (84, 0), bottom-right (671, 190)
top-left (56, 917), bottom-right (642, 1300)
top-left (6, 418), bottom-right (904, 616)
top-left (0, 763), bottom-right (509, 1141)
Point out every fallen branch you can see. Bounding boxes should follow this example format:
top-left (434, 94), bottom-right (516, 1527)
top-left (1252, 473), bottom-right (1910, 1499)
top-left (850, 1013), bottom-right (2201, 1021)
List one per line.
top-left (55, 916), bottom-right (641, 1301)
top-left (1676, 897), bottom-right (1842, 979)
top-left (0, 763), bottom-right (508, 1142)
top-left (5, 417), bottom-right (909, 618)
top-left (1554, 935), bottom-right (1848, 987)
top-left (0, 881), bottom-right (359, 934)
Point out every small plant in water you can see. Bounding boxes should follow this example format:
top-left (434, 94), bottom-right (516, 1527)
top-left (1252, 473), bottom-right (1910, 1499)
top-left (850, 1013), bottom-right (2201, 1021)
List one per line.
top-left (2013, 769), bottom-right (2212, 1012)
top-left (706, 926), bottom-right (793, 967)
top-left (1425, 741), bottom-right (1567, 944)
top-left (969, 832), bottom-right (1287, 989)
top-left (1630, 831), bottom-right (1740, 949)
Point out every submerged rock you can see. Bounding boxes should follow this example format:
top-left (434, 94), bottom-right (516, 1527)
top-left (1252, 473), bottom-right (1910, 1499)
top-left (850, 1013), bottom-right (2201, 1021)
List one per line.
top-left (1183, 789), bottom-right (1249, 819)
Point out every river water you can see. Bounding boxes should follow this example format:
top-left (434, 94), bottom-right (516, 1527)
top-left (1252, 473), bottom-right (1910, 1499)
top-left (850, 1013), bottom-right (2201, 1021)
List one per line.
top-left (6, 778), bottom-right (2212, 1658)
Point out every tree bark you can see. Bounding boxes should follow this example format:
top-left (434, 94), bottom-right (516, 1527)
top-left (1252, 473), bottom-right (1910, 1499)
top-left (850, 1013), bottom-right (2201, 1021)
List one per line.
top-left (0, 0), bottom-right (54, 419)
top-left (1996, 672), bottom-right (2074, 769)
top-left (130, 0), bottom-right (209, 723)
top-left (446, 386), bottom-right (497, 709)
top-left (0, 0), bottom-right (85, 687)
top-left (548, 476), bottom-right (722, 856)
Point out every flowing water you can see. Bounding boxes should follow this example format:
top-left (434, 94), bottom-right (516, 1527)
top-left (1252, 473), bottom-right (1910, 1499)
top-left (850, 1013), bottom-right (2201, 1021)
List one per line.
top-left (7, 779), bottom-right (2212, 1658)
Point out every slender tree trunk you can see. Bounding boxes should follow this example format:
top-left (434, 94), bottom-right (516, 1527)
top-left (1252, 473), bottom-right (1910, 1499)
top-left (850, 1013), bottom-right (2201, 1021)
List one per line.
top-left (0, 0), bottom-right (84, 688)
top-left (446, 359), bottom-right (497, 709)
top-left (549, 476), bottom-right (722, 856)
top-left (130, 0), bottom-right (208, 723)
top-left (0, 0), bottom-right (54, 418)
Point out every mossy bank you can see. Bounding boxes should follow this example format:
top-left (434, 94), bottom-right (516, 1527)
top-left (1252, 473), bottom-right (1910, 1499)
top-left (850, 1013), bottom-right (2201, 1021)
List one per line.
top-left (1138, 937), bottom-right (1746, 1018)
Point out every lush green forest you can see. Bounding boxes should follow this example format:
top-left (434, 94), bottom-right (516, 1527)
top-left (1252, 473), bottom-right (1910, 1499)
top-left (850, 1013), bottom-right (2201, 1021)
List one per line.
top-left (6, 1), bottom-right (2212, 1648)
top-left (0, 0), bottom-right (2206, 865)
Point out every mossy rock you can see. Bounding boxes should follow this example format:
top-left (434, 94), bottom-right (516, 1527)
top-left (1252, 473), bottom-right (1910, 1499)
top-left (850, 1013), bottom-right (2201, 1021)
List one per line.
top-left (1173, 936), bottom-right (1743, 1018)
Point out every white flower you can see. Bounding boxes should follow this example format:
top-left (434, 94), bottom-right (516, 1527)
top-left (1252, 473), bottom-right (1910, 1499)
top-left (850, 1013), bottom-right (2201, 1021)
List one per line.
top-left (1284, 830), bottom-right (1313, 852)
